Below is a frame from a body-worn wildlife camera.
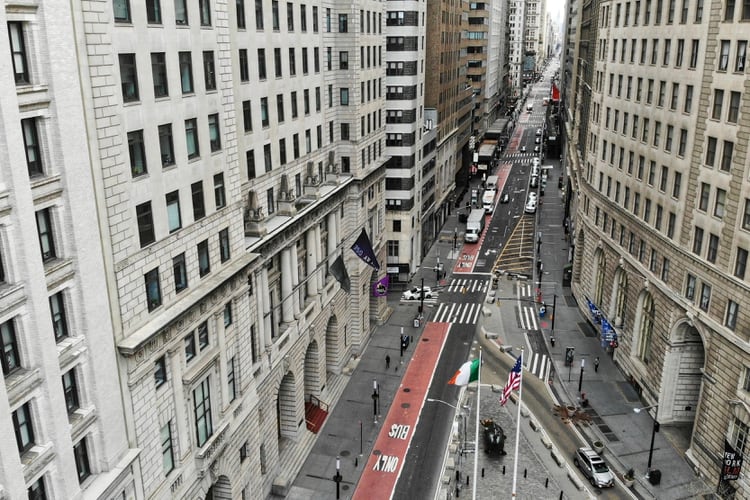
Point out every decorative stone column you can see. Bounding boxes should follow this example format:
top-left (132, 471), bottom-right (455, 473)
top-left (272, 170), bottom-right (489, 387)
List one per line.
top-left (280, 248), bottom-right (294, 323)
top-left (306, 229), bottom-right (319, 296)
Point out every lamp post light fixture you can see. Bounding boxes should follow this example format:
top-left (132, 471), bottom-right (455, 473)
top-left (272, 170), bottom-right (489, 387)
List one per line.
top-left (333, 455), bottom-right (342, 499)
top-left (633, 404), bottom-right (659, 474)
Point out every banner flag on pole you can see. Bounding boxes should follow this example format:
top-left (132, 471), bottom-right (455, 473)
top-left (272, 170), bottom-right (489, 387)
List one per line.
top-left (372, 275), bottom-right (389, 297)
top-left (351, 229), bottom-right (380, 271)
top-left (330, 255), bottom-right (351, 293)
top-left (722, 439), bottom-right (743, 480)
top-left (500, 355), bottom-right (522, 405)
top-left (447, 359), bottom-right (480, 385)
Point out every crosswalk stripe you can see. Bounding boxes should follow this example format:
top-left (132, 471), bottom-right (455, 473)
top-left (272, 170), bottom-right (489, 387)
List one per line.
top-left (525, 353), bottom-right (550, 381)
top-left (433, 302), bottom-right (481, 324)
top-left (445, 279), bottom-right (488, 293)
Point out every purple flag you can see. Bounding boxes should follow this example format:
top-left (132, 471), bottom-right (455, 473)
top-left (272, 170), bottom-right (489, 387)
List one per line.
top-left (372, 275), bottom-right (389, 297)
top-left (351, 229), bottom-right (380, 270)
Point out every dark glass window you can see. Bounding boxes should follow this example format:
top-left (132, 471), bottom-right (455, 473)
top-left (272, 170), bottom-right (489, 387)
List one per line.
top-left (136, 202), bottom-right (156, 247)
top-left (50, 292), bottom-right (69, 342)
top-left (145, 267), bottom-right (162, 311)
top-left (119, 53), bottom-right (139, 102)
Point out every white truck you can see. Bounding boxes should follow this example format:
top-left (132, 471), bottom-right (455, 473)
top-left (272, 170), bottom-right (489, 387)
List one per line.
top-left (464, 209), bottom-right (486, 243)
top-left (485, 175), bottom-right (499, 192)
top-left (482, 190), bottom-right (496, 214)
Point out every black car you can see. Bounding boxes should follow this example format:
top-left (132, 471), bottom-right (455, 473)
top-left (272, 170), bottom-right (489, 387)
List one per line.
top-left (500, 192), bottom-right (510, 203)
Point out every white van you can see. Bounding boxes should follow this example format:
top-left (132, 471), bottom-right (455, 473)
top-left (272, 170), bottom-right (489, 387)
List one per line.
top-left (482, 190), bottom-right (495, 214)
top-left (485, 175), bottom-right (499, 192)
top-left (526, 103), bottom-right (534, 112)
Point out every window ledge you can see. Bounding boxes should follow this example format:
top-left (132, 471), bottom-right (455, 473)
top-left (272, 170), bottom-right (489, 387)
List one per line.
top-left (5, 367), bottom-right (42, 409)
top-left (70, 406), bottom-right (97, 442)
top-left (21, 441), bottom-right (54, 484)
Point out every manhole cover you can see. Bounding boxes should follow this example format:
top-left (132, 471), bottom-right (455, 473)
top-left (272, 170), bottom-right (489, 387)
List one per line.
top-left (340, 450), bottom-right (351, 457)
top-left (401, 402), bottom-right (411, 408)
top-left (422, 338), bottom-right (430, 342)
top-left (403, 388), bottom-right (411, 392)
top-left (373, 449), bottom-right (382, 456)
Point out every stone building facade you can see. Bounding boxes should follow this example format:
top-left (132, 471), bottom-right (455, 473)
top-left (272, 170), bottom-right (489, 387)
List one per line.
top-left (567, 0), bottom-right (750, 496)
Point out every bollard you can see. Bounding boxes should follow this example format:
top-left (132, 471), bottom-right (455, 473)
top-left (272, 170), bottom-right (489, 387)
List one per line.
top-left (524, 469), bottom-right (527, 478)
top-left (482, 468), bottom-right (485, 478)
top-left (355, 457), bottom-right (358, 467)
top-left (456, 470), bottom-right (460, 482)
top-left (456, 487), bottom-right (460, 498)
top-left (545, 478), bottom-right (548, 488)
top-left (503, 465), bottom-right (506, 475)
top-left (559, 491), bottom-right (563, 499)
top-left (466, 476), bottom-right (470, 486)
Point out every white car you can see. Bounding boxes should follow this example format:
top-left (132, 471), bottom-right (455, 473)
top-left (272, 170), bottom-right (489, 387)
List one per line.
top-left (524, 200), bottom-right (537, 214)
top-left (532, 157), bottom-right (541, 167)
top-left (402, 286), bottom-right (434, 300)
top-left (528, 192), bottom-right (538, 202)
top-left (573, 448), bottom-right (615, 488)
top-left (536, 128), bottom-right (543, 136)
top-left (520, 145), bottom-right (527, 153)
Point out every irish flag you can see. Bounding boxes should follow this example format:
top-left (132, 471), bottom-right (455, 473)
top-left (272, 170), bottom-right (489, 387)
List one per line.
top-left (448, 359), bottom-right (480, 385)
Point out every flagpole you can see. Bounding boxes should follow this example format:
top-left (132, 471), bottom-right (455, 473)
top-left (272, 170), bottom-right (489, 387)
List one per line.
top-left (472, 348), bottom-right (482, 499)
top-left (511, 350), bottom-right (523, 498)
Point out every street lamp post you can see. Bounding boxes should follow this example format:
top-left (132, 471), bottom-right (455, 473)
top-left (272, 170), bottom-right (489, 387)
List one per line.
top-left (333, 456), bottom-right (342, 499)
top-left (634, 404), bottom-right (659, 474)
top-left (578, 358), bottom-right (585, 393)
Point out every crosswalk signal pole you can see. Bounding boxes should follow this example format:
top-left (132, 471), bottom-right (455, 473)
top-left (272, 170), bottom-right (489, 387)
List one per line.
top-left (419, 278), bottom-right (424, 315)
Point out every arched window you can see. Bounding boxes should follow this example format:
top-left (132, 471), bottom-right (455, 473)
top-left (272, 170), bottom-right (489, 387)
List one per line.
top-left (637, 292), bottom-right (655, 363)
top-left (615, 269), bottom-right (628, 321)
top-left (594, 250), bottom-right (606, 304)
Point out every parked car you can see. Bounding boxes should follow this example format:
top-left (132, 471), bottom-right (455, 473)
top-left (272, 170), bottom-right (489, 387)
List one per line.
top-left (573, 448), bottom-right (615, 488)
top-left (524, 200), bottom-right (537, 214)
top-left (530, 175), bottom-right (539, 188)
top-left (500, 192), bottom-right (510, 203)
top-left (536, 128), bottom-right (543, 136)
top-left (520, 145), bottom-right (527, 152)
top-left (535, 137), bottom-right (542, 144)
top-left (402, 286), bottom-right (434, 300)
top-left (534, 145), bottom-right (541, 153)
top-left (528, 192), bottom-right (538, 202)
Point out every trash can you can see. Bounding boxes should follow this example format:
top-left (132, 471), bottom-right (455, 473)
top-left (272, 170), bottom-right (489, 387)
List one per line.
top-left (648, 469), bottom-right (661, 485)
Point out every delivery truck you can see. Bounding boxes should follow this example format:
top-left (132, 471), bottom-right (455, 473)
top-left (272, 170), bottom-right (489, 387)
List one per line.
top-left (482, 190), bottom-right (496, 214)
top-left (464, 209), bottom-right (486, 243)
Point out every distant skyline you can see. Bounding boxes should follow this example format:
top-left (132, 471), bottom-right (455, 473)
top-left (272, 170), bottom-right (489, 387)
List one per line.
top-left (548, 0), bottom-right (566, 28)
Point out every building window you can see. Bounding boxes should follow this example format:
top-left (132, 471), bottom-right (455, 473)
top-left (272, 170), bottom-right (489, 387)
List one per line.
top-left (179, 52), bottom-right (194, 93)
top-left (197, 321), bottom-right (209, 350)
top-left (661, 257), bottom-right (670, 281)
top-left (300, 4), bottom-right (307, 31)
top-left (726, 300), bottom-right (739, 330)
top-left (338, 13), bottom-right (348, 32)
top-left (175, 0), bottom-right (188, 24)
top-left (208, 113), bottom-right (221, 152)
top-left (728, 91), bottom-right (741, 123)
top-left (242, 100), bottom-right (252, 131)
top-left (313, 5), bottom-right (318, 31)
top-left (13, 402), bottom-right (35, 453)
top-left (288, 47), bottom-right (296, 75)
top-left (27, 476), bottom-right (46, 500)
top-left (291, 91), bottom-right (298, 118)
top-left (272, 0), bottom-right (280, 29)
top-left (719, 40), bottom-right (730, 71)
top-left (173, 252), bottom-right (188, 292)
top-left (276, 93), bottom-right (285, 122)
top-left (341, 123), bottom-right (350, 141)
top-left (128, 130), bottom-right (147, 177)
top-left (145, 268), bottom-right (162, 311)
top-left (246, 149), bottom-right (256, 179)
top-left (194, 377), bottom-right (213, 446)
top-left (1, 319), bottom-right (21, 376)
top-left (165, 191), bottom-right (182, 233)
top-left (737, 41), bottom-right (747, 72)
top-left (260, 97), bottom-right (269, 126)
top-left (685, 273), bottom-right (696, 300)
top-left (707, 233), bottom-right (719, 263)
top-left (36, 208), bottom-right (57, 262)
top-left (200, 0), bottom-right (211, 25)
top-left (714, 188), bottom-right (726, 218)
top-left (266, 187), bottom-right (275, 214)
top-left (118, 53), bottom-right (139, 102)
top-left (184, 334), bottom-right (196, 361)
top-left (203, 51), bottom-right (216, 91)
top-left (239, 49), bottom-right (250, 81)
top-left (185, 118), bottom-right (199, 159)
top-left (705, 136), bottom-right (717, 166)
top-left (192, 182), bottom-right (206, 220)
top-left (684, 84), bottom-right (693, 113)
top-left (147, 0), bottom-right (162, 23)
top-left (114, 0), bottom-right (132, 22)
top-left (219, 228), bottom-right (230, 262)
top-left (712, 89), bottom-right (724, 120)
top-left (227, 355), bottom-right (237, 402)
top-left (213, 173), bottom-right (226, 209)
top-left (136, 202), bottom-right (155, 247)
top-left (21, 118), bottom-right (43, 177)
top-left (743, 367), bottom-right (750, 392)
top-left (721, 141), bottom-right (734, 171)
top-left (198, 239), bottom-right (211, 276)
top-left (698, 182), bottom-right (710, 211)
top-left (73, 439), bottom-right (91, 483)
top-left (255, 0), bottom-right (264, 29)
top-left (286, 1), bottom-right (294, 30)
top-left (736, 247), bottom-right (748, 279)
top-left (62, 368), bottom-right (80, 413)
top-left (699, 282), bottom-right (711, 311)
top-left (155, 356), bottom-right (167, 387)
top-left (161, 421), bottom-right (175, 474)
top-left (340, 88), bottom-right (349, 106)
top-left (692, 227), bottom-right (704, 254)
top-left (340, 51), bottom-right (349, 70)
top-left (264, 143), bottom-right (272, 172)
top-left (50, 292), bottom-right (69, 342)
top-left (730, 418), bottom-right (750, 457)
top-left (156, 123), bottom-right (175, 166)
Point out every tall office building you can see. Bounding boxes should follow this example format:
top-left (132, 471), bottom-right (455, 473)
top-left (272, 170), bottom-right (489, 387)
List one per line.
top-left (1, 1), bottom-right (137, 498)
top-left (383, 0), bottom-right (429, 280)
top-left (508, 0), bottom-right (527, 96)
top-left (567, 0), bottom-right (750, 495)
top-left (424, 0), bottom-right (473, 223)
top-left (2, 0), bottom-right (387, 497)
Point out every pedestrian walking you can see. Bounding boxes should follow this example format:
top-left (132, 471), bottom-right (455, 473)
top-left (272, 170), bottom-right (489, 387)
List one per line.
top-left (594, 357), bottom-right (600, 372)
top-left (385, 354), bottom-right (391, 369)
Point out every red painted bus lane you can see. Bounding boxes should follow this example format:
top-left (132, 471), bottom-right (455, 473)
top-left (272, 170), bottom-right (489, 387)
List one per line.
top-left (353, 322), bottom-right (451, 500)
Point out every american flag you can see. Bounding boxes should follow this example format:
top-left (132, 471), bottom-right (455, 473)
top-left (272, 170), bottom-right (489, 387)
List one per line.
top-left (500, 354), bottom-right (523, 406)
